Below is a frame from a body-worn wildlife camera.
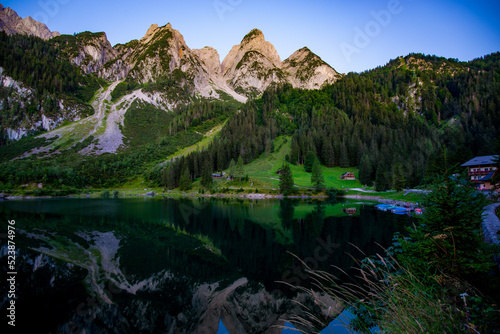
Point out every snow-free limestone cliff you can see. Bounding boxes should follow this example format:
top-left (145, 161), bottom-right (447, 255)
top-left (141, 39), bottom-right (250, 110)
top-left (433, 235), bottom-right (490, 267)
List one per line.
top-left (0, 4), bottom-right (60, 40)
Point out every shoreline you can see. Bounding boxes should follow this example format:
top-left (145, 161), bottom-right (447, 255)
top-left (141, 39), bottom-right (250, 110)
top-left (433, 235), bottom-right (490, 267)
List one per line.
top-left (0, 192), bottom-right (330, 201)
top-left (1, 191), bottom-right (418, 203)
top-left (343, 195), bottom-right (420, 208)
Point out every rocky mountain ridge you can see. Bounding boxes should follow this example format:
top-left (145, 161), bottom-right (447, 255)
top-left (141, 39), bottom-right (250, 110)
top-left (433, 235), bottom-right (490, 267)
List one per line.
top-left (52, 24), bottom-right (341, 102)
top-left (0, 9), bottom-right (342, 145)
top-left (0, 66), bottom-right (89, 141)
top-left (0, 4), bottom-right (60, 40)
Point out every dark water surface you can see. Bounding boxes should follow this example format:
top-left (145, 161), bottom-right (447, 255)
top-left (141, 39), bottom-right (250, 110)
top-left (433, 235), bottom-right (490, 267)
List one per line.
top-left (0, 197), bottom-right (411, 333)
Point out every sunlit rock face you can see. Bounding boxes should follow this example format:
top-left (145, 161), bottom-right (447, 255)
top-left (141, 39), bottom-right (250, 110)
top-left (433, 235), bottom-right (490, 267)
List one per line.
top-left (282, 47), bottom-right (341, 90)
top-left (0, 4), bottom-right (60, 40)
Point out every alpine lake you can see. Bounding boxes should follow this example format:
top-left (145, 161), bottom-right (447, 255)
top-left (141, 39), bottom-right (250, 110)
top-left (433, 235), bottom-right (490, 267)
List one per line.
top-left (0, 197), bottom-right (414, 333)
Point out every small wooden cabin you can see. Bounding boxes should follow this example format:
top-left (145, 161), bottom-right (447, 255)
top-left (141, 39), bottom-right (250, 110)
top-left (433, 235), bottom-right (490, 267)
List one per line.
top-left (343, 208), bottom-right (357, 215)
top-left (340, 172), bottom-right (356, 180)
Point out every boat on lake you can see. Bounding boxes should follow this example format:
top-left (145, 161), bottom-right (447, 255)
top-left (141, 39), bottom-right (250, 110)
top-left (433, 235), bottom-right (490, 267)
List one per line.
top-left (374, 204), bottom-right (392, 211)
top-left (392, 207), bottom-right (411, 215)
top-left (375, 204), bottom-right (415, 215)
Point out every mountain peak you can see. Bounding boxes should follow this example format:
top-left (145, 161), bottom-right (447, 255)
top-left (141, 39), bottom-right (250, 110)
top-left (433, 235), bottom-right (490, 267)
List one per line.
top-left (0, 4), bottom-right (60, 40)
top-left (142, 23), bottom-right (159, 40)
top-left (282, 47), bottom-right (340, 89)
top-left (242, 28), bottom-right (264, 43)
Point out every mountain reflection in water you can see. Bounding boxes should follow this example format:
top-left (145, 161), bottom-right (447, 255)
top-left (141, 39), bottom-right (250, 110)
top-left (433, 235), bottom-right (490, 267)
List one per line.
top-left (0, 198), bottom-right (410, 333)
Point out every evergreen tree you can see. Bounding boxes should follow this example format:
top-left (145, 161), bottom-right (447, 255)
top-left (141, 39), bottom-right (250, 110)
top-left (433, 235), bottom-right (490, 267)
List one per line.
top-left (375, 162), bottom-right (388, 191)
top-left (290, 137), bottom-right (300, 165)
top-left (193, 154), bottom-right (199, 178)
top-left (201, 161), bottom-right (213, 189)
top-left (311, 159), bottom-right (325, 192)
top-left (402, 176), bottom-right (494, 276)
top-left (304, 151), bottom-right (317, 172)
top-left (359, 154), bottom-right (372, 186)
top-left (179, 167), bottom-right (191, 191)
top-left (322, 140), bottom-right (335, 167)
top-left (279, 163), bottom-right (294, 196)
top-left (161, 166), bottom-right (168, 188)
top-left (339, 143), bottom-right (350, 168)
top-left (216, 147), bottom-right (225, 172)
top-left (235, 155), bottom-right (245, 182)
top-left (393, 162), bottom-right (406, 191)
top-left (167, 164), bottom-right (176, 190)
top-left (228, 158), bottom-right (236, 180)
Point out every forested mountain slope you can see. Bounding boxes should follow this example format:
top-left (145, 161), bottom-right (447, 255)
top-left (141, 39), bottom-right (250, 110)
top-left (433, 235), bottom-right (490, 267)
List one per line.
top-left (157, 53), bottom-right (500, 190)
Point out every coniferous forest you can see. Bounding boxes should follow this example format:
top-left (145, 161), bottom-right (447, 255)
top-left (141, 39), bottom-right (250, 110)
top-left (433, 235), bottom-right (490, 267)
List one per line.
top-left (148, 53), bottom-right (500, 191)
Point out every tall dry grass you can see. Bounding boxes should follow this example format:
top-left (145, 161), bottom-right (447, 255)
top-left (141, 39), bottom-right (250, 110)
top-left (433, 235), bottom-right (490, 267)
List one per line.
top-left (281, 246), bottom-right (482, 334)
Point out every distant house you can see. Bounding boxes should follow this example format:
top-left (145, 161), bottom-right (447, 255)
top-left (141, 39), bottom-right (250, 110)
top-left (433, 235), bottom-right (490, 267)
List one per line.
top-left (343, 208), bottom-right (357, 215)
top-left (340, 172), bottom-right (356, 180)
top-left (212, 172), bottom-right (226, 178)
top-left (461, 155), bottom-right (498, 190)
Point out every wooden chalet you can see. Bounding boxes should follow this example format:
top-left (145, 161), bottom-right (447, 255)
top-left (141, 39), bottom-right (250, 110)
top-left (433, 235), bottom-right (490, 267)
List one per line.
top-left (461, 155), bottom-right (498, 190)
top-left (340, 172), bottom-right (356, 180)
top-left (343, 208), bottom-right (357, 215)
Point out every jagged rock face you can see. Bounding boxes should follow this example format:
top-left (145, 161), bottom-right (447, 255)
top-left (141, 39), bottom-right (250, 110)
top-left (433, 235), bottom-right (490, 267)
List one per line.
top-left (0, 8), bottom-right (344, 143)
top-left (193, 46), bottom-right (222, 77)
top-left (127, 23), bottom-right (222, 100)
top-left (53, 32), bottom-right (130, 81)
top-left (0, 67), bottom-right (87, 141)
top-left (222, 29), bottom-right (282, 74)
top-left (0, 4), bottom-right (60, 40)
top-left (222, 29), bottom-right (286, 96)
top-left (47, 23), bottom-right (341, 103)
top-left (129, 24), bottom-right (197, 82)
top-left (282, 47), bottom-right (341, 89)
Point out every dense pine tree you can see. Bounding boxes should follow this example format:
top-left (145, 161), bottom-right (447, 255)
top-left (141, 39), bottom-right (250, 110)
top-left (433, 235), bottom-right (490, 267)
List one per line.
top-left (311, 160), bottom-right (325, 192)
top-left (393, 162), bottom-right (406, 191)
top-left (179, 167), bottom-right (191, 191)
top-left (321, 141), bottom-right (335, 167)
top-left (359, 154), bottom-right (372, 186)
top-left (375, 162), bottom-right (389, 192)
top-left (235, 155), bottom-right (245, 181)
top-left (228, 158), bottom-right (236, 180)
top-left (339, 142), bottom-right (350, 168)
top-left (201, 160), bottom-right (213, 189)
top-left (279, 163), bottom-right (294, 196)
top-left (304, 151), bottom-right (317, 172)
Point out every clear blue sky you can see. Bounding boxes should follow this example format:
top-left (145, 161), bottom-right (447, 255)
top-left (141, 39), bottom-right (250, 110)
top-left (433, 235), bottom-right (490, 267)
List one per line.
top-left (3, 0), bottom-right (500, 73)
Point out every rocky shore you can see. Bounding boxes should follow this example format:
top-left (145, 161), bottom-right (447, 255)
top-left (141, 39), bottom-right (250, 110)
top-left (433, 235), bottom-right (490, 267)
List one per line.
top-left (343, 195), bottom-right (420, 209)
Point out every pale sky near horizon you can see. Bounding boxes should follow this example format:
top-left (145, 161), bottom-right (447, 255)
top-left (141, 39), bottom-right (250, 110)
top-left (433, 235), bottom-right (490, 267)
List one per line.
top-left (3, 0), bottom-right (500, 73)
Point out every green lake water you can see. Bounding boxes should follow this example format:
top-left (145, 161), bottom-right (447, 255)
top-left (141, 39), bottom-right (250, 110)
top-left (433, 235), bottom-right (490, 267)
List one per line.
top-left (0, 197), bottom-right (412, 333)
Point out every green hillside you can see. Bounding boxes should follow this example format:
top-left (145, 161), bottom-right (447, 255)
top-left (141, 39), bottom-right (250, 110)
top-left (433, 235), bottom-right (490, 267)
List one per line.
top-left (242, 136), bottom-right (362, 190)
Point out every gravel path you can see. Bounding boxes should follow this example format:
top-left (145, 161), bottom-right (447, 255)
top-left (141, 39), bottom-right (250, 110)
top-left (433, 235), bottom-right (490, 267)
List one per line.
top-left (482, 203), bottom-right (500, 245)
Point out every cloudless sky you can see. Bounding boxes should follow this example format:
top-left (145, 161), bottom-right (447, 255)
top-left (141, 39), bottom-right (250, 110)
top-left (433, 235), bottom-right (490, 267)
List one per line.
top-left (3, 0), bottom-right (500, 73)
